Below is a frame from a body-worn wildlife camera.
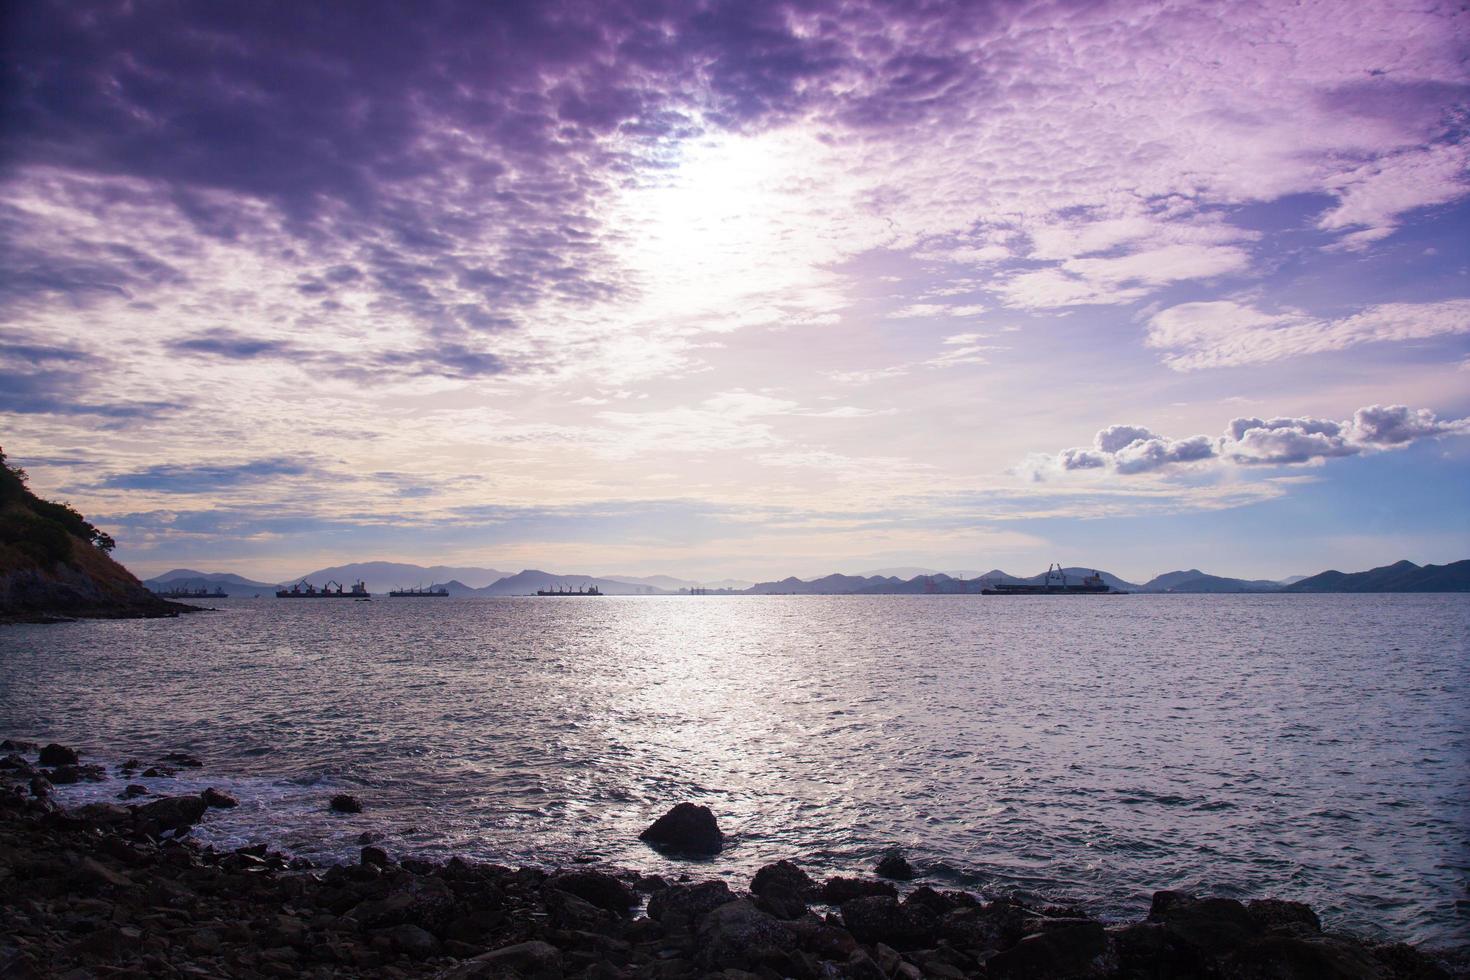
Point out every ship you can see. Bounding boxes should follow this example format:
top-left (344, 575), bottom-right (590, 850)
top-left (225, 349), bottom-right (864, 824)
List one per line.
top-left (388, 584), bottom-right (449, 597)
top-left (535, 584), bottom-right (602, 596)
top-left (157, 586), bottom-right (228, 599)
top-left (275, 579), bottom-right (370, 598)
top-left (981, 565), bottom-right (1122, 595)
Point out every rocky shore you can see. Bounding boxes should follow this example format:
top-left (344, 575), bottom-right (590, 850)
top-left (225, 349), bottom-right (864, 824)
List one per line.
top-left (0, 742), bottom-right (1456, 979)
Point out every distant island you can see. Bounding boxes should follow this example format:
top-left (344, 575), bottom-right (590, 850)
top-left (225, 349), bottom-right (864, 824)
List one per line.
top-left (144, 559), bottom-right (1470, 599)
top-left (0, 449), bottom-right (190, 622)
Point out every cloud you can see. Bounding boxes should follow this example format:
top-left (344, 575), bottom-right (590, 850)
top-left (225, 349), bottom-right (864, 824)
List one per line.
top-left (1026, 404), bottom-right (1470, 477)
top-left (96, 456), bottom-right (323, 493)
top-left (1146, 298), bottom-right (1470, 370)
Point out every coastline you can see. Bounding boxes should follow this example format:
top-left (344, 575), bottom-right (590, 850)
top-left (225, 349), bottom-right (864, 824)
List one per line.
top-left (0, 741), bottom-right (1457, 979)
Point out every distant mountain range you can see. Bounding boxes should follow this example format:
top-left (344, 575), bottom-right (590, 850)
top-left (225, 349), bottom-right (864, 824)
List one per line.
top-left (144, 558), bottom-right (1470, 596)
top-left (1281, 560), bottom-right (1470, 593)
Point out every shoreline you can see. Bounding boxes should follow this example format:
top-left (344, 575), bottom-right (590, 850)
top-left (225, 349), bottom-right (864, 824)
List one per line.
top-left (1, 741), bottom-right (1458, 979)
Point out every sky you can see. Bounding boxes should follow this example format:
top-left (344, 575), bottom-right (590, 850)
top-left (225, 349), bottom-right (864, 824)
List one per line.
top-left (1, 0), bottom-right (1468, 584)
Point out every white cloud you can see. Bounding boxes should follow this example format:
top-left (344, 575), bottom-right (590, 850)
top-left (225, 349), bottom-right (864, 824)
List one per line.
top-left (1026, 404), bottom-right (1470, 477)
top-left (1146, 298), bottom-right (1470, 370)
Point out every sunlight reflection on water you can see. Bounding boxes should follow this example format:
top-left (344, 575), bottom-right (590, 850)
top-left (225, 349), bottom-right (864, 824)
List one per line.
top-left (1, 594), bottom-right (1466, 949)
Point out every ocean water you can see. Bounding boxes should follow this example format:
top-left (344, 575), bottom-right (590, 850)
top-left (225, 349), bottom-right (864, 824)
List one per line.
top-left (1, 594), bottom-right (1466, 950)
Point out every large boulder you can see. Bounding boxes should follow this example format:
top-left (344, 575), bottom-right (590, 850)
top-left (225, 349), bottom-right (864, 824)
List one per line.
top-left (1248, 898), bottom-right (1322, 935)
top-left (201, 787), bottom-right (238, 809)
top-left (546, 870), bottom-right (635, 914)
top-left (1148, 891), bottom-right (1261, 958)
top-left (39, 743), bottom-right (78, 766)
top-left (329, 793), bottom-right (363, 813)
top-left (133, 794), bottom-right (208, 834)
top-left (646, 879), bottom-right (738, 922)
top-left (985, 921), bottom-right (1112, 979)
top-left (446, 940), bottom-right (563, 979)
top-left (876, 848), bottom-right (915, 880)
top-left (751, 859), bottom-right (817, 918)
top-left (638, 801), bottom-right (723, 854)
top-left (696, 899), bottom-right (797, 971)
top-left (820, 876), bottom-right (898, 904)
top-left (840, 894), bottom-right (940, 949)
top-left (1224, 934), bottom-right (1389, 980)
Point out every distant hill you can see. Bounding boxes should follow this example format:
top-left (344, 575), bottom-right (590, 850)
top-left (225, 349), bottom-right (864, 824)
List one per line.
top-left (1283, 560), bottom-right (1470, 593)
top-left (1143, 569), bottom-right (1283, 593)
top-left (1, 448), bottom-right (187, 621)
top-left (746, 573), bottom-right (904, 594)
top-left (144, 569), bottom-right (278, 593)
top-left (291, 561), bottom-right (513, 594)
top-left (600, 573), bottom-right (755, 592)
top-left (740, 568), bottom-right (1138, 594)
top-left (474, 570), bottom-right (668, 596)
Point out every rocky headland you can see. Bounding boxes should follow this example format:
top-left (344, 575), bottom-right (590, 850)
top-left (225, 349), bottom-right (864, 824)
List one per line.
top-left (0, 449), bottom-right (192, 624)
top-left (0, 741), bottom-right (1457, 979)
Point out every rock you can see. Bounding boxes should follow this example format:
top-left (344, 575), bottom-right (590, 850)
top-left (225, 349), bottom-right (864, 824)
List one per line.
top-left (750, 859), bottom-right (817, 918)
top-left (844, 948), bottom-right (891, 980)
top-left (161, 752), bottom-right (204, 767)
top-left (134, 794), bottom-right (208, 833)
top-left (875, 848), bottom-right (915, 880)
top-left (141, 766), bottom-right (174, 778)
top-left (546, 870), bottom-right (635, 913)
top-left (447, 939), bottom-right (563, 979)
top-left (39, 742), bottom-right (78, 766)
top-left (74, 802), bottom-right (132, 826)
top-left (47, 764), bottom-right (80, 784)
top-left (985, 920), bottom-right (1112, 979)
top-left (201, 787), bottom-right (238, 809)
top-left (0, 753), bottom-right (35, 774)
top-left (751, 859), bottom-right (817, 897)
top-left (646, 879), bottom-right (738, 922)
top-left (383, 923), bottom-right (441, 959)
top-left (695, 899), bottom-right (797, 971)
top-left (361, 845), bottom-right (389, 867)
top-left (1149, 891), bottom-right (1261, 958)
top-left (118, 784), bottom-right (148, 800)
top-left (119, 758), bottom-right (142, 771)
top-left (819, 876), bottom-right (898, 904)
top-left (30, 775), bottom-right (53, 797)
top-left (1248, 898), bottom-right (1322, 935)
top-left (1226, 934), bottom-right (1390, 980)
top-left (840, 894), bottom-right (940, 949)
top-left (638, 801), bottom-right (723, 854)
top-left (0, 739), bottom-right (38, 752)
top-left (329, 793), bottom-right (363, 813)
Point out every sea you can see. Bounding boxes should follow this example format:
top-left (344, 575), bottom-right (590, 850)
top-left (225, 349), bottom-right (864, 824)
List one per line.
top-left (2, 594), bottom-right (1466, 951)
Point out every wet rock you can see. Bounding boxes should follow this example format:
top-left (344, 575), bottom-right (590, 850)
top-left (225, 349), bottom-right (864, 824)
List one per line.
top-left (840, 894), bottom-right (940, 950)
top-left (1226, 934), bottom-right (1390, 980)
top-left (547, 870), bottom-right (636, 914)
top-left (30, 775), bottom-right (53, 797)
top-left (141, 766), bottom-right (175, 778)
top-left (0, 753), bottom-right (35, 775)
top-left (74, 802), bottom-right (132, 826)
top-left (751, 859), bottom-right (817, 897)
top-left (695, 899), bottom-right (796, 971)
top-left (646, 879), bottom-right (738, 922)
top-left (161, 752), bottom-right (204, 768)
top-left (447, 939), bottom-right (563, 979)
top-left (875, 848), bottom-right (915, 880)
top-left (986, 920), bottom-right (1112, 979)
top-left (329, 793), bottom-right (363, 813)
top-left (200, 787), bottom-right (238, 809)
top-left (47, 764), bottom-right (80, 784)
top-left (1, 738), bottom-right (38, 752)
top-left (117, 783), bottom-right (148, 800)
top-left (383, 922), bottom-right (442, 959)
top-left (134, 794), bottom-right (208, 834)
top-left (361, 845), bottom-right (389, 867)
top-left (638, 801), bottom-right (723, 854)
top-left (819, 876), bottom-right (898, 904)
top-left (1248, 898), bottom-right (1323, 935)
top-left (633, 872), bottom-right (668, 893)
top-left (39, 742), bottom-right (78, 766)
top-left (348, 874), bottom-right (453, 929)
top-left (119, 758), bottom-right (142, 771)
top-left (1149, 890), bottom-right (1262, 958)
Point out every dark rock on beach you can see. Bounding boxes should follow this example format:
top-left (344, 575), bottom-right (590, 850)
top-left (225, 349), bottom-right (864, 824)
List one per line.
top-left (330, 793), bottom-right (364, 813)
top-left (201, 786), bottom-right (238, 809)
top-left (0, 740), bottom-right (1456, 980)
top-left (876, 847), bottom-right (916, 879)
top-left (637, 801), bottom-right (723, 854)
top-left (38, 742), bottom-right (78, 766)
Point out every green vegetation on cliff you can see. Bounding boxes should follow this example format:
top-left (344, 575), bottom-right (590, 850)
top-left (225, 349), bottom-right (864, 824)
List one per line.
top-left (0, 447), bottom-right (183, 622)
